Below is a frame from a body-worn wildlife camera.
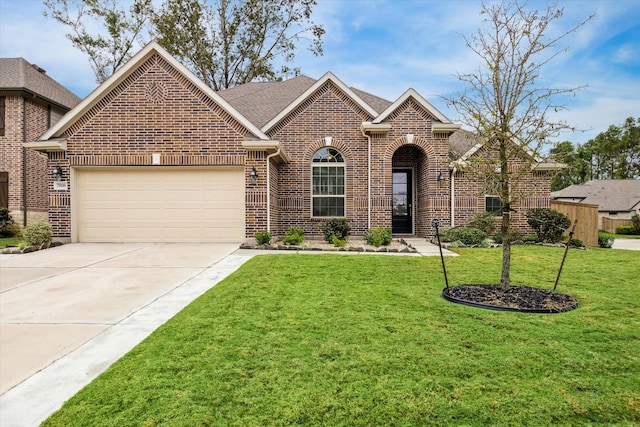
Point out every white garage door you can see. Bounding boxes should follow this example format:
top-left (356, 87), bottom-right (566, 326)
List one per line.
top-left (75, 167), bottom-right (245, 242)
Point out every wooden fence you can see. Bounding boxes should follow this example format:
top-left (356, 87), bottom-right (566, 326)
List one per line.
top-left (601, 217), bottom-right (633, 234)
top-left (550, 200), bottom-right (598, 247)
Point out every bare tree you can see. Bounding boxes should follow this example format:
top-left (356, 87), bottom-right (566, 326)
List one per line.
top-left (43, 0), bottom-right (154, 84)
top-left (445, 1), bottom-right (593, 288)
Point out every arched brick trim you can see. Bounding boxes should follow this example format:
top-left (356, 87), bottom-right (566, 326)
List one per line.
top-left (384, 135), bottom-right (434, 164)
top-left (304, 138), bottom-right (354, 163)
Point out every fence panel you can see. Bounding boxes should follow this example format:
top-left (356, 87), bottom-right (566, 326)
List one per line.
top-left (601, 217), bottom-right (632, 234)
top-left (550, 200), bottom-right (598, 247)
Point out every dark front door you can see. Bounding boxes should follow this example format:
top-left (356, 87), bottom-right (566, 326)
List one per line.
top-left (392, 169), bottom-right (412, 234)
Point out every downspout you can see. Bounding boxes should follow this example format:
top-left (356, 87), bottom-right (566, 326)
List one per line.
top-left (265, 148), bottom-right (281, 233)
top-left (361, 128), bottom-right (372, 230)
top-left (22, 98), bottom-right (27, 226)
top-left (450, 168), bottom-right (456, 227)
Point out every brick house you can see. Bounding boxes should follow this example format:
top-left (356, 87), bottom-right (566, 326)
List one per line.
top-left (1, 58), bottom-right (81, 225)
top-left (26, 42), bottom-right (557, 243)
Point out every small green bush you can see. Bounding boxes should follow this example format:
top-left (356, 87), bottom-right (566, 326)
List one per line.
top-left (23, 221), bottom-right (52, 246)
top-left (466, 212), bottom-right (497, 235)
top-left (255, 230), bottom-right (272, 245)
top-left (0, 207), bottom-right (19, 238)
top-left (632, 215), bottom-right (640, 234)
top-left (363, 227), bottom-right (392, 247)
top-left (526, 208), bottom-right (571, 243)
top-left (439, 227), bottom-right (486, 246)
top-left (283, 226), bottom-right (305, 245)
top-left (523, 234), bottom-right (539, 243)
top-left (616, 225), bottom-right (639, 235)
top-left (598, 232), bottom-right (615, 248)
top-left (319, 219), bottom-right (351, 243)
top-left (331, 236), bottom-right (347, 247)
top-left (569, 238), bottom-right (584, 248)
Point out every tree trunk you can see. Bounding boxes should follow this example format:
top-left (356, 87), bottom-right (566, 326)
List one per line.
top-left (500, 210), bottom-right (511, 289)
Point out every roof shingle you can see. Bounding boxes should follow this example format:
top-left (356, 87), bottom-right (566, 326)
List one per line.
top-left (0, 58), bottom-right (81, 109)
top-left (551, 179), bottom-right (640, 211)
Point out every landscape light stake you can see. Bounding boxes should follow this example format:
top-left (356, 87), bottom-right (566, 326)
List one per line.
top-left (554, 219), bottom-right (578, 292)
top-left (431, 219), bottom-right (449, 289)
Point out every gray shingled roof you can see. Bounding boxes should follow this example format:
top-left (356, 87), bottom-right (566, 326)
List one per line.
top-left (217, 75), bottom-right (393, 129)
top-left (0, 58), bottom-right (81, 109)
top-left (449, 129), bottom-right (479, 159)
top-left (551, 179), bottom-right (640, 211)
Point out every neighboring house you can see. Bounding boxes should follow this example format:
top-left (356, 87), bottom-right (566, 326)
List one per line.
top-left (25, 42), bottom-right (557, 243)
top-left (0, 58), bottom-right (81, 225)
top-left (552, 179), bottom-right (640, 228)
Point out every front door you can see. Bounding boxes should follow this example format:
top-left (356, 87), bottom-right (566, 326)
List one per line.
top-left (392, 169), bottom-right (412, 234)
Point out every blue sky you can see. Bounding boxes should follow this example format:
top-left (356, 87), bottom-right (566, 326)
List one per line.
top-left (1, 0), bottom-right (639, 145)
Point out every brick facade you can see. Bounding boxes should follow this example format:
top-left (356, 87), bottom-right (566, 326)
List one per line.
top-left (0, 95), bottom-right (51, 225)
top-left (30, 42), bottom-right (555, 242)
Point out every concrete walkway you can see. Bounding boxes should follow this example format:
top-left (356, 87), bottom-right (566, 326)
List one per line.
top-left (611, 238), bottom-right (640, 251)
top-left (0, 239), bottom-right (451, 426)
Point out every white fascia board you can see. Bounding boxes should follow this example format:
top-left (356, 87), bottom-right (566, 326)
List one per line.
top-left (361, 121), bottom-right (392, 133)
top-left (372, 88), bottom-right (452, 124)
top-left (242, 140), bottom-right (291, 163)
top-left (433, 123), bottom-right (462, 133)
top-left (40, 41), bottom-right (269, 141)
top-left (261, 71), bottom-right (379, 133)
top-left (23, 138), bottom-right (67, 152)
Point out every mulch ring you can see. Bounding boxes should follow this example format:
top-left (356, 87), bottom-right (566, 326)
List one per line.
top-left (442, 284), bottom-right (578, 313)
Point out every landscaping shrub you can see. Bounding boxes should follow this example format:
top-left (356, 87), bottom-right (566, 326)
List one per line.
top-left (598, 232), bottom-right (615, 248)
top-left (569, 238), bottom-right (584, 248)
top-left (523, 234), bottom-right (539, 243)
top-left (22, 221), bottom-right (52, 246)
top-left (331, 236), bottom-right (347, 247)
top-left (526, 208), bottom-right (571, 243)
top-left (0, 208), bottom-right (19, 238)
top-left (466, 212), bottom-right (497, 235)
top-left (319, 219), bottom-right (351, 243)
top-left (632, 214), bottom-right (640, 234)
top-left (439, 227), bottom-right (486, 246)
top-left (283, 226), bottom-right (305, 245)
top-left (254, 230), bottom-right (272, 245)
top-left (363, 227), bottom-right (392, 247)
top-left (616, 225), bottom-right (639, 235)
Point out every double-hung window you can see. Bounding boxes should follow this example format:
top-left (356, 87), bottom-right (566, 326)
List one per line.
top-left (485, 175), bottom-right (503, 216)
top-left (312, 148), bottom-right (345, 217)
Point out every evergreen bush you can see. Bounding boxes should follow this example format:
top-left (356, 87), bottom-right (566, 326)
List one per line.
top-left (363, 227), bottom-right (392, 247)
top-left (526, 208), bottom-right (571, 243)
top-left (283, 226), bottom-right (305, 245)
top-left (255, 230), bottom-right (272, 245)
top-left (319, 219), bottom-right (351, 243)
top-left (466, 212), bottom-right (497, 235)
top-left (23, 221), bottom-right (53, 246)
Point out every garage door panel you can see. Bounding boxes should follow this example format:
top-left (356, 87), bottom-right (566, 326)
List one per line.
top-left (76, 168), bottom-right (245, 242)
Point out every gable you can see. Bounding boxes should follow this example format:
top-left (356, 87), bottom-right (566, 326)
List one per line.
top-left (66, 53), bottom-right (248, 151)
top-left (261, 72), bottom-right (378, 133)
top-left (266, 80), bottom-right (376, 137)
top-left (39, 42), bottom-right (268, 143)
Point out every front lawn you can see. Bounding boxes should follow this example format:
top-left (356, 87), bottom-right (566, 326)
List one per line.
top-left (43, 247), bottom-right (640, 426)
top-left (0, 237), bottom-right (22, 248)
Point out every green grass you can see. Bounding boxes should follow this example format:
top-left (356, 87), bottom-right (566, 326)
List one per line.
top-left (0, 236), bottom-right (22, 248)
top-left (43, 247), bottom-right (640, 426)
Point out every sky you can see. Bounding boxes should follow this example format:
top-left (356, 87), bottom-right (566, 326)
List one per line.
top-left (1, 0), bottom-right (639, 145)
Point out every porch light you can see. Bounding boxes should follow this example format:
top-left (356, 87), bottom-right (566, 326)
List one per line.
top-left (53, 166), bottom-right (63, 180)
top-left (250, 167), bottom-right (258, 185)
top-left (438, 171), bottom-right (445, 187)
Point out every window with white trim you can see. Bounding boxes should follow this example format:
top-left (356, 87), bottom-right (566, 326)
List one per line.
top-left (312, 148), bottom-right (345, 217)
top-left (485, 176), bottom-right (503, 216)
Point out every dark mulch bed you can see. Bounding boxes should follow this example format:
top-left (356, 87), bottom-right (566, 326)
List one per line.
top-left (442, 284), bottom-right (578, 313)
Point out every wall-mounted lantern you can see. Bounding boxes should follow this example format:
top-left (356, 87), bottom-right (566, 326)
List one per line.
top-left (437, 171), bottom-right (445, 187)
top-left (250, 167), bottom-right (258, 185)
top-left (53, 166), bottom-right (63, 180)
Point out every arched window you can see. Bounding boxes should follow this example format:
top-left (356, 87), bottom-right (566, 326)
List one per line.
top-left (312, 148), bottom-right (345, 217)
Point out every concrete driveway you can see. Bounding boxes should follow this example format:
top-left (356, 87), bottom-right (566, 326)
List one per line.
top-left (0, 242), bottom-right (251, 426)
top-left (612, 238), bottom-right (640, 250)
